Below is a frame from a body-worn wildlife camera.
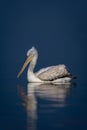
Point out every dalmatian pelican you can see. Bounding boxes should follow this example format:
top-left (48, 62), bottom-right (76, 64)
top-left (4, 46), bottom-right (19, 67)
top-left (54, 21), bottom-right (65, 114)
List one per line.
top-left (17, 47), bottom-right (75, 83)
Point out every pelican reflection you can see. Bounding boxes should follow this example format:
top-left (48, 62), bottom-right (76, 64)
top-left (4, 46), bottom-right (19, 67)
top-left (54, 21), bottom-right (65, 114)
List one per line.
top-left (18, 84), bottom-right (37, 130)
top-left (17, 83), bottom-right (72, 130)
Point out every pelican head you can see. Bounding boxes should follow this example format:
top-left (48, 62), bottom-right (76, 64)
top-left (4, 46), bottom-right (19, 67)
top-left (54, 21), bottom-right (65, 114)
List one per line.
top-left (17, 46), bottom-right (37, 78)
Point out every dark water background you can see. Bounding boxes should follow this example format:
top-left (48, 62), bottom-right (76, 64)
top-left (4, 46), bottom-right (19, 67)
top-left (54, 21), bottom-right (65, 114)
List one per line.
top-left (0, 0), bottom-right (87, 130)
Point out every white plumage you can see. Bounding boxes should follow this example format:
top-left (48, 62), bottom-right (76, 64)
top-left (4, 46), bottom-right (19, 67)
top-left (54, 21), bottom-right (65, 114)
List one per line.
top-left (17, 46), bottom-right (74, 84)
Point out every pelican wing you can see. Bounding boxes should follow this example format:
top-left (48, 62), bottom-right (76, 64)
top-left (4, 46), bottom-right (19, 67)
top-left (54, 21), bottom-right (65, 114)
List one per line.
top-left (36, 64), bottom-right (71, 81)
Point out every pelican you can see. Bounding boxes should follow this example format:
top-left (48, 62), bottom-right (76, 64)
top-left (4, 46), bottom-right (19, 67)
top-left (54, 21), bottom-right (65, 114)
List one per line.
top-left (17, 47), bottom-right (75, 83)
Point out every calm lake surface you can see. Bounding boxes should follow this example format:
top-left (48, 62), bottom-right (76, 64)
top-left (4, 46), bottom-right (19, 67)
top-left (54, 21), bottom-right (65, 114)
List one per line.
top-left (1, 0), bottom-right (87, 129)
top-left (0, 78), bottom-right (87, 130)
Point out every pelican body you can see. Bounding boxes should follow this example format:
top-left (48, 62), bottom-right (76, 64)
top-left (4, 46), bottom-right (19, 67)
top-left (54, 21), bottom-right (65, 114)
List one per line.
top-left (17, 47), bottom-right (74, 84)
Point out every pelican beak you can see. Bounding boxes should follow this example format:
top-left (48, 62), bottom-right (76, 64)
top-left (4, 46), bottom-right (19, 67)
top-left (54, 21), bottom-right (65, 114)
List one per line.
top-left (17, 55), bottom-right (33, 78)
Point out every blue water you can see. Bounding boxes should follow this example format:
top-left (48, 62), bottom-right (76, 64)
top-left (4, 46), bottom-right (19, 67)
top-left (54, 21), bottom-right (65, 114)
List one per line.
top-left (0, 78), bottom-right (87, 130)
top-left (1, 0), bottom-right (87, 129)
